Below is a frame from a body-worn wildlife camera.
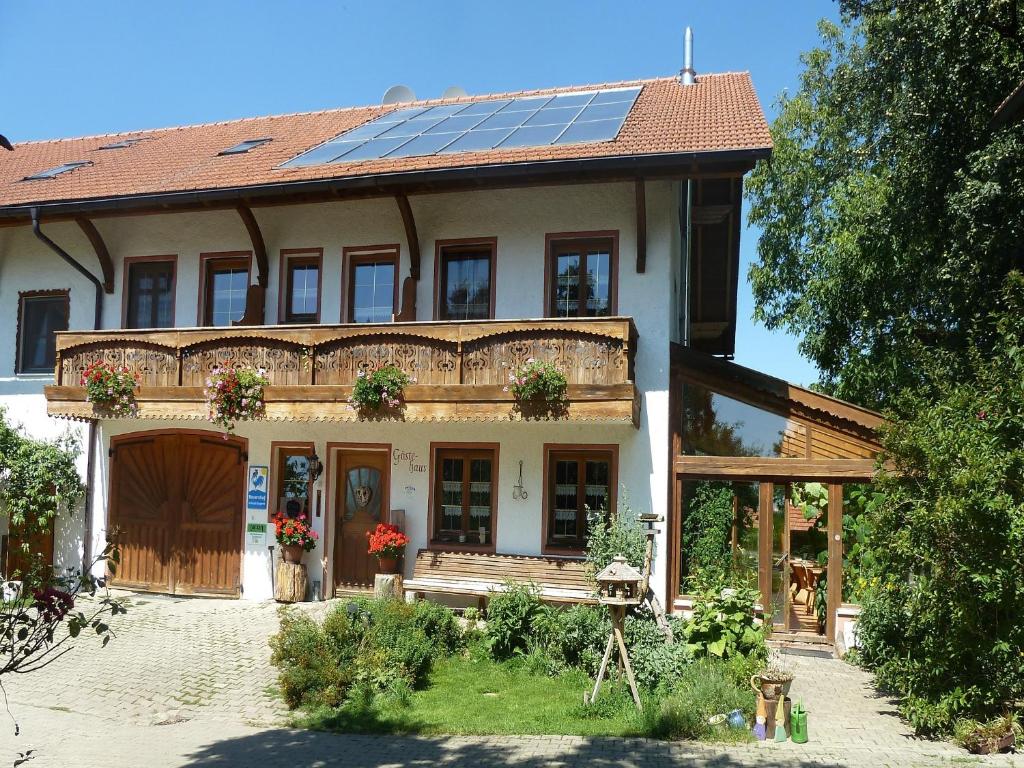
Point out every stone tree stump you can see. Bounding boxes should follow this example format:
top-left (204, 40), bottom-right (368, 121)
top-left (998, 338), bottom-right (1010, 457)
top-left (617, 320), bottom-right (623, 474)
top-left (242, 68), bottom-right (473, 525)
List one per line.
top-left (275, 561), bottom-right (307, 603)
top-left (374, 573), bottom-right (402, 600)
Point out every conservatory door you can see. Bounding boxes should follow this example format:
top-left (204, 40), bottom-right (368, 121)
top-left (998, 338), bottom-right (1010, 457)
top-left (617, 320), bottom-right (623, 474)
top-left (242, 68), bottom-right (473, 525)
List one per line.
top-left (333, 450), bottom-right (389, 591)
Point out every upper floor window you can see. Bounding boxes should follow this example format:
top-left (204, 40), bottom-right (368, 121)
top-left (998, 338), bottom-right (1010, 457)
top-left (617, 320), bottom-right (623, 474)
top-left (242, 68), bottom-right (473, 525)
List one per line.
top-left (345, 246), bottom-right (398, 323)
top-left (124, 258), bottom-right (175, 329)
top-left (16, 290), bottom-right (69, 374)
top-left (436, 239), bottom-right (496, 321)
top-left (546, 233), bottom-right (617, 317)
top-left (200, 253), bottom-right (250, 327)
top-left (279, 249), bottom-right (322, 324)
top-left (544, 445), bottom-right (616, 552)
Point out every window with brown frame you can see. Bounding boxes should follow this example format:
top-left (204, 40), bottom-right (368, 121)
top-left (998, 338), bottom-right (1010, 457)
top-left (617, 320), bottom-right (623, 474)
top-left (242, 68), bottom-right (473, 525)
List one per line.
top-left (346, 249), bottom-right (397, 323)
top-left (125, 259), bottom-right (175, 329)
top-left (432, 447), bottom-right (496, 546)
top-left (16, 291), bottom-right (69, 374)
top-left (281, 252), bottom-right (321, 324)
top-left (271, 443), bottom-right (313, 521)
top-left (436, 240), bottom-right (495, 320)
top-left (546, 235), bottom-right (617, 317)
top-left (202, 255), bottom-right (250, 327)
top-left (544, 447), bottom-right (616, 551)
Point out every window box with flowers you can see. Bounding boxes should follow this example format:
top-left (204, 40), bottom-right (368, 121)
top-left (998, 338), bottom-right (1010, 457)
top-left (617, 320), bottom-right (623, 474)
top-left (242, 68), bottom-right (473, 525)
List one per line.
top-left (349, 364), bottom-right (413, 418)
top-left (80, 361), bottom-right (140, 417)
top-left (204, 364), bottom-right (269, 434)
top-left (273, 510), bottom-right (319, 564)
top-left (367, 522), bottom-right (409, 575)
top-left (505, 358), bottom-right (568, 418)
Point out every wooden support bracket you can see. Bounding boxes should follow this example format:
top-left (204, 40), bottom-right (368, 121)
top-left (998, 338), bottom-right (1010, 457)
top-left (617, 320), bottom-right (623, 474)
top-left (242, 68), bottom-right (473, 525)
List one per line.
top-left (74, 217), bottom-right (114, 293)
top-left (236, 203), bottom-right (268, 288)
top-left (635, 178), bottom-right (647, 273)
top-left (395, 193), bottom-right (421, 281)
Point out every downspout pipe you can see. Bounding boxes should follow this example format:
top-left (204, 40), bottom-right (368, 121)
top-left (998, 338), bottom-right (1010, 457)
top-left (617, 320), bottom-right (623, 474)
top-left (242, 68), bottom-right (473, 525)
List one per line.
top-left (31, 207), bottom-right (103, 329)
top-left (30, 207), bottom-right (104, 572)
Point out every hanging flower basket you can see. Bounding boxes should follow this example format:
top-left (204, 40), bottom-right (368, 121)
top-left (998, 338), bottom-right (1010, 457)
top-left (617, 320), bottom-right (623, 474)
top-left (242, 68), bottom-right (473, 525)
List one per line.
top-left (505, 358), bottom-right (568, 418)
top-left (80, 361), bottom-right (140, 417)
top-left (349, 364), bottom-right (412, 418)
top-left (204, 364), bottom-right (269, 434)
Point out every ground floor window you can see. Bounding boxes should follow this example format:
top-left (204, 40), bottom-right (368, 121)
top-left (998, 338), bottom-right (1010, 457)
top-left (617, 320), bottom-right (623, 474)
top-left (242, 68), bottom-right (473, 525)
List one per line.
top-left (431, 445), bottom-right (497, 547)
top-left (272, 442), bottom-right (313, 520)
top-left (543, 445), bottom-right (616, 552)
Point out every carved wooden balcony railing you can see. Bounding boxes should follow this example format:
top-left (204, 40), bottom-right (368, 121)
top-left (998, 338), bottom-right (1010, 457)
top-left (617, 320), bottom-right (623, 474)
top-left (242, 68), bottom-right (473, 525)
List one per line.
top-left (44, 317), bottom-right (639, 425)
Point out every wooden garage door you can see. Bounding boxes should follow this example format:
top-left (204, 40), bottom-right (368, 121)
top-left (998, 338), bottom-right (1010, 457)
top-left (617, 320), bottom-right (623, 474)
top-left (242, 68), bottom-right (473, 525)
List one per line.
top-left (109, 431), bottom-right (245, 596)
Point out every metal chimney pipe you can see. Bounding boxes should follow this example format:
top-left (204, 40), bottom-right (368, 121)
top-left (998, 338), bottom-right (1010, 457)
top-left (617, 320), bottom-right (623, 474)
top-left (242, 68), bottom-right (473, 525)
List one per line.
top-left (681, 27), bottom-right (696, 85)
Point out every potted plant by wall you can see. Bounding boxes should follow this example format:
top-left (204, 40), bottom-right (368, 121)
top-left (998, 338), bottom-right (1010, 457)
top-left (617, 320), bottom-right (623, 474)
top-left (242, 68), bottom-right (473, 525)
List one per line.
top-left (81, 361), bottom-right (140, 416)
top-left (955, 715), bottom-right (1019, 755)
top-left (751, 652), bottom-right (795, 699)
top-left (204, 363), bottom-right (269, 434)
top-left (272, 511), bottom-right (318, 564)
top-left (505, 358), bottom-right (568, 419)
top-left (349, 364), bottom-right (412, 418)
top-left (366, 522), bottom-right (409, 575)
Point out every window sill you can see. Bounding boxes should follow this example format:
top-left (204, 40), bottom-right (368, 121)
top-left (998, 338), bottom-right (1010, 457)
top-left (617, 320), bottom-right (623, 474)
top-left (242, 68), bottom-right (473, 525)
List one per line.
top-left (428, 540), bottom-right (496, 554)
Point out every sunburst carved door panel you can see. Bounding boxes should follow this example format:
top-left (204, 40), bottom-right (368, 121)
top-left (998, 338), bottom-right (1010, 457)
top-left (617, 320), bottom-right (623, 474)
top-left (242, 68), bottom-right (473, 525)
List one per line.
top-left (109, 432), bottom-right (244, 596)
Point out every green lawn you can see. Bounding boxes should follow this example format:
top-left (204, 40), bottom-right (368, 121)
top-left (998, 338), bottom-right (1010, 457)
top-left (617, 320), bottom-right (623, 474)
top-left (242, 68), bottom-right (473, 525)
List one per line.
top-left (296, 654), bottom-right (649, 736)
top-left (294, 653), bottom-right (753, 742)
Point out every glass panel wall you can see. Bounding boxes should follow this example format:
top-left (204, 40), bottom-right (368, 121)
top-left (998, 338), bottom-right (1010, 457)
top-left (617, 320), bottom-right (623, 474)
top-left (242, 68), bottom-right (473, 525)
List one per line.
top-left (681, 382), bottom-right (807, 457)
top-left (678, 480), bottom-right (760, 593)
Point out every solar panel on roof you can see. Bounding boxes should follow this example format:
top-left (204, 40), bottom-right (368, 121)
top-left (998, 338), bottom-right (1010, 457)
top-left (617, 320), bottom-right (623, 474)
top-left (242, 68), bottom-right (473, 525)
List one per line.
top-left (23, 161), bottom-right (92, 181)
top-left (98, 137), bottom-right (151, 150)
top-left (219, 138), bottom-right (272, 156)
top-left (281, 87), bottom-right (641, 168)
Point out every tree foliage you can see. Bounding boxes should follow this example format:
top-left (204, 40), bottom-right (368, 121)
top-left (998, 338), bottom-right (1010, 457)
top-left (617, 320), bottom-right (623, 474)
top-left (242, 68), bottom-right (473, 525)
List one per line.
top-left (855, 273), bottom-right (1024, 735)
top-left (746, 1), bottom-right (1024, 409)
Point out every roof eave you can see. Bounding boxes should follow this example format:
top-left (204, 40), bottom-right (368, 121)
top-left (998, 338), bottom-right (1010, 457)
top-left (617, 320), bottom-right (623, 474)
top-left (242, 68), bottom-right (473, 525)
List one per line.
top-left (0, 146), bottom-right (771, 221)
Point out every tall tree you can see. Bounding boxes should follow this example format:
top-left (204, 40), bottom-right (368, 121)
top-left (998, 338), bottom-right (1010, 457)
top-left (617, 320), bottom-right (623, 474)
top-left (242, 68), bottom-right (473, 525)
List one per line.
top-left (746, 1), bottom-right (1024, 410)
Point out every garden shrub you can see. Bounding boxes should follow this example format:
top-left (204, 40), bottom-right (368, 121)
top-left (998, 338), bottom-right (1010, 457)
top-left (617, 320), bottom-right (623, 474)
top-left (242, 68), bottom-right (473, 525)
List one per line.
top-left (641, 658), bottom-right (756, 740)
top-left (547, 604), bottom-right (610, 675)
top-left (856, 274), bottom-right (1024, 736)
top-left (270, 598), bottom-right (464, 711)
top-left (684, 572), bottom-right (765, 660)
top-left (585, 499), bottom-right (647, 577)
top-left (625, 611), bottom-right (693, 690)
top-left (485, 581), bottom-right (544, 659)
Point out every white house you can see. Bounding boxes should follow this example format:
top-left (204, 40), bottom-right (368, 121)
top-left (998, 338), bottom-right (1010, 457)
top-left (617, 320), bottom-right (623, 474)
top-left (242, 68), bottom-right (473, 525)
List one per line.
top-left (0, 46), bottom-right (882, 646)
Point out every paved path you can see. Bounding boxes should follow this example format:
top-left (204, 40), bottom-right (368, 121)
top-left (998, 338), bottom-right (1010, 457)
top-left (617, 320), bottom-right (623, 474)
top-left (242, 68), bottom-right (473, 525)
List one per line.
top-left (0, 594), bottom-right (1020, 767)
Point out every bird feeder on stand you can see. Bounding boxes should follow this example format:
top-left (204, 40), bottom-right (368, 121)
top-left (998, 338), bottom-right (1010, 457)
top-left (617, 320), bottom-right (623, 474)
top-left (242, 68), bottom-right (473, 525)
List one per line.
top-left (586, 555), bottom-right (644, 710)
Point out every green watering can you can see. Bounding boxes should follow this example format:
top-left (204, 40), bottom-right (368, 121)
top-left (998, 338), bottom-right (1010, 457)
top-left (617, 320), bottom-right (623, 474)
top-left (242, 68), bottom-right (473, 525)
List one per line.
top-left (791, 700), bottom-right (808, 744)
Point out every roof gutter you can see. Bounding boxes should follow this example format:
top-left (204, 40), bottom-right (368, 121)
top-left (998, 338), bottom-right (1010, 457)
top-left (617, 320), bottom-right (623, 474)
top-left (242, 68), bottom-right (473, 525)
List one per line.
top-left (30, 207), bottom-right (104, 328)
top-left (1, 147), bottom-right (770, 221)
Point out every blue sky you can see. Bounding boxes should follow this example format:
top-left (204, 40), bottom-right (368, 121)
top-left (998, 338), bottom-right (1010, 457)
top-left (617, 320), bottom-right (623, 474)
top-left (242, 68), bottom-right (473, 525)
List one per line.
top-left (0, 1), bottom-right (837, 385)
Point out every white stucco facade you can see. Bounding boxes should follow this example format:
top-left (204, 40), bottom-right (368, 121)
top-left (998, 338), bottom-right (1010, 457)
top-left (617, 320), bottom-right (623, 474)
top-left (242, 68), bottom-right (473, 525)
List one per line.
top-left (0, 180), bottom-right (682, 605)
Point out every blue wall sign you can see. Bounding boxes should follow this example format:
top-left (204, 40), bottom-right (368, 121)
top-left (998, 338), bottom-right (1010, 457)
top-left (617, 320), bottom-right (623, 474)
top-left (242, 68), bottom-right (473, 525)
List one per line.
top-left (247, 465), bottom-right (268, 511)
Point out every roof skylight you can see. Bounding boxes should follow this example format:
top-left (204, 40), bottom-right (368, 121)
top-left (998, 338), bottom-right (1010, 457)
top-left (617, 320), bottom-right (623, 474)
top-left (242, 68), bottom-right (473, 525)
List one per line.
top-left (281, 87), bottom-right (641, 168)
top-left (98, 137), bottom-right (150, 150)
top-left (219, 138), bottom-right (272, 156)
top-left (23, 161), bottom-right (93, 181)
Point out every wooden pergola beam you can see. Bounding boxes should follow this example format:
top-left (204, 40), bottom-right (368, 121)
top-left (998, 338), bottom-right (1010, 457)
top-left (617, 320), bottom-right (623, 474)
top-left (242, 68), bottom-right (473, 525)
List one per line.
top-left (635, 178), bottom-right (646, 273)
top-left (73, 217), bottom-right (114, 293)
top-left (395, 193), bottom-right (421, 280)
top-left (673, 455), bottom-right (876, 481)
top-left (235, 203), bottom-right (268, 288)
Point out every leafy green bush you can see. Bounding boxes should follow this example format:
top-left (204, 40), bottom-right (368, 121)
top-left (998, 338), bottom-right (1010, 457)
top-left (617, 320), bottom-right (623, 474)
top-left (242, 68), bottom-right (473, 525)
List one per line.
top-left (540, 604), bottom-right (610, 676)
top-left (485, 582), bottom-right (545, 659)
top-left (585, 500), bottom-right (647, 577)
top-left (856, 274), bottom-right (1024, 736)
top-left (625, 611), bottom-right (693, 690)
top-left (680, 481), bottom-right (735, 583)
top-left (270, 598), bottom-right (464, 711)
top-left (641, 658), bottom-right (756, 740)
top-left (684, 574), bottom-right (765, 660)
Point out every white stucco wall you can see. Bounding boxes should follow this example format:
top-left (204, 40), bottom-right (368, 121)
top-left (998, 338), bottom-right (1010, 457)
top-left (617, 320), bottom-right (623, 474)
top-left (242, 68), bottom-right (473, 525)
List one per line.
top-left (0, 180), bottom-right (679, 603)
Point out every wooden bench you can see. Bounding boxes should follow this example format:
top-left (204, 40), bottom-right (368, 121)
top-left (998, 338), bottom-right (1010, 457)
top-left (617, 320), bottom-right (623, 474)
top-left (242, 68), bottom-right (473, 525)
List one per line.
top-left (403, 549), bottom-right (597, 606)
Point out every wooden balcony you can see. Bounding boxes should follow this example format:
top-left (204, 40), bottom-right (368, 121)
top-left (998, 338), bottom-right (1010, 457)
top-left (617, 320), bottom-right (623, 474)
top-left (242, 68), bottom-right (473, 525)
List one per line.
top-left (44, 317), bottom-right (639, 426)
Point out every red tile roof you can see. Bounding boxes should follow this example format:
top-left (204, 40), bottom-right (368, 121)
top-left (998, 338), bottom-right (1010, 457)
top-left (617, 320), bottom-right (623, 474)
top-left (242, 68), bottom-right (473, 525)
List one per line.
top-left (0, 73), bottom-right (770, 211)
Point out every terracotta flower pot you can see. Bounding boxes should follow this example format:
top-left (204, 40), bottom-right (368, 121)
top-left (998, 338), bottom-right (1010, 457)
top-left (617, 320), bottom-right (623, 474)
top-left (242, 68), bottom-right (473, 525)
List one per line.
top-left (376, 556), bottom-right (399, 575)
top-left (281, 544), bottom-right (305, 564)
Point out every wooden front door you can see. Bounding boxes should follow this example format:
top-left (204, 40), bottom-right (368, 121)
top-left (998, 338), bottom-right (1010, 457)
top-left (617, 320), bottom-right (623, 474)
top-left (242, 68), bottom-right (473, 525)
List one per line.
top-left (334, 450), bottom-right (389, 590)
top-left (109, 431), bottom-right (244, 596)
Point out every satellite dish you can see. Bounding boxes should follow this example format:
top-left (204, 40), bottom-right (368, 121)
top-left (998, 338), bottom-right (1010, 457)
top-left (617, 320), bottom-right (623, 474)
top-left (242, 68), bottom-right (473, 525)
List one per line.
top-left (442, 86), bottom-right (468, 100)
top-left (382, 84), bottom-right (416, 105)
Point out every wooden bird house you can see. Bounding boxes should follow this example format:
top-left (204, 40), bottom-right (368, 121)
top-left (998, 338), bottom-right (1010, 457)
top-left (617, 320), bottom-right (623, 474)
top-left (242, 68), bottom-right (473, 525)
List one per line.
top-left (595, 555), bottom-right (643, 605)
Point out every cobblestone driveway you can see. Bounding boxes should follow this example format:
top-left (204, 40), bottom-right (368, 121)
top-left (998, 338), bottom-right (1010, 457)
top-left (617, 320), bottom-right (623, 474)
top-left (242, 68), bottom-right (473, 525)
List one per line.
top-left (0, 594), bottom-right (1021, 767)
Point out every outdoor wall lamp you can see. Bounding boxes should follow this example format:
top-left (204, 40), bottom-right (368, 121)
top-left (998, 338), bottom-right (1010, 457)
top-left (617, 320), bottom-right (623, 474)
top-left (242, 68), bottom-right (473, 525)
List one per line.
top-left (307, 453), bottom-right (324, 484)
